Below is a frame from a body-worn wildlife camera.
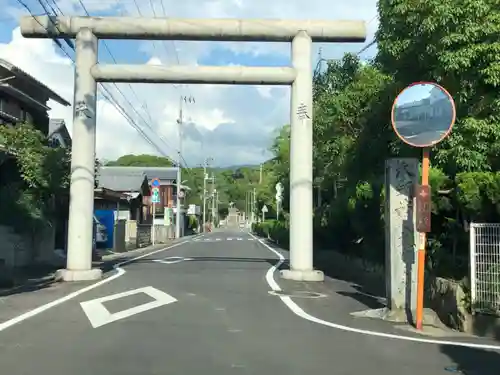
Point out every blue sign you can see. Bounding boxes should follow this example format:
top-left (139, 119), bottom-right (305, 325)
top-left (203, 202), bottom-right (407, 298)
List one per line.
top-left (152, 187), bottom-right (160, 204)
top-left (151, 178), bottom-right (160, 187)
top-left (94, 210), bottom-right (114, 249)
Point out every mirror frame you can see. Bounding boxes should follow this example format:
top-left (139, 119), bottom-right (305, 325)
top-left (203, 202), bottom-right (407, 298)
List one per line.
top-left (391, 81), bottom-right (456, 148)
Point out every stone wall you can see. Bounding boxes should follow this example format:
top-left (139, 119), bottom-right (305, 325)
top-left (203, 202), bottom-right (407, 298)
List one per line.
top-left (0, 224), bottom-right (55, 268)
top-left (136, 224), bottom-right (151, 248)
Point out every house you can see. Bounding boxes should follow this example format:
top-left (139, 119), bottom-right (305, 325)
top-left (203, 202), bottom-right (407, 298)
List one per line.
top-left (96, 166), bottom-right (191, 238)
top-left (48, 118), bottom-right (71, 148)
top-left (110, 166), bottom-right (189, 207)
top-left (395, 86), bottom-right (453, 126)
top-left (0, 58), bottom-right (70, 269)
top-left (0, 58), bottom-right (70, 131)
top-left (96, 166), bottom-right (151, 223)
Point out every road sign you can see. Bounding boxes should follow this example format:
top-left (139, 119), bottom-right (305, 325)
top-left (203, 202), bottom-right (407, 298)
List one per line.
top-left (276, 182), bottom-right (283, 193)
top-left (262, 205), bottom-right (268, 213)
top-left (151, 178), bottom-right (160, 187)
top-left (416, 185), bottom-right (431, 232)
top-left (152, 187), bottom-right (160, 204)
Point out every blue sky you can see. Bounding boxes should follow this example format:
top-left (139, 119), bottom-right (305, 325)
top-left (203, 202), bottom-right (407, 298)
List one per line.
top-left (396, 84), bottom-right (434, 106)
top-left (1, 0), bottom-right (378, 166)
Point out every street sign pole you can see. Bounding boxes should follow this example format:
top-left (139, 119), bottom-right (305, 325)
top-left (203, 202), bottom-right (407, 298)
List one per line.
top-left (391, 81), bottom-right (456, 330)
top-left (152, 200), bottom-right (156, 245)
top-left (151, 178), bottom-right (161, 246)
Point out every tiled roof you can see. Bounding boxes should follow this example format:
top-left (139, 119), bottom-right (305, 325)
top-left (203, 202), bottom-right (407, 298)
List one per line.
top-left (97, 166), bottom-right (147, 192)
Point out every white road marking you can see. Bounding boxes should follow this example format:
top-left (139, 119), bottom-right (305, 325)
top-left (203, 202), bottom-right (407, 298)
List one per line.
top-left (152, 256), bottom-right (193, 264)
top-left (0, 236), bottom-right (200, 333)
top-left (249, 232), bottom-right (500, 351)
top-left (237, 238), bottom-right (243, 241)
top-left (215, 238), bottom-right (221, 241)
top-left (80, 286), bottom-right (177, 328)
top-left (227, 238), bottom-right (233, 241)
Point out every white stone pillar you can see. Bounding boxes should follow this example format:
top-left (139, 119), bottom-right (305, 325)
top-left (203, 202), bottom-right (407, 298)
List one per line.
top-left (385, 158), bottom-right (418, 315)
top-left (61, 28), bottom-right (102, 281)
top-left (280, 31), bottom-right (323, 282)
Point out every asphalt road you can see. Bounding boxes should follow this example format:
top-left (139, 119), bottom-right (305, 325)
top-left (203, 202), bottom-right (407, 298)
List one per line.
top-left (0, 228), bottom-right (499, 374)
top-left (395, 120), bottom-right (449, 145)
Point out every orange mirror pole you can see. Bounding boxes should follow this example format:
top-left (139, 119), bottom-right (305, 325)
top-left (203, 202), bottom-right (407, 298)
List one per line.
top-left (416, 147), bottom-right (430, 330)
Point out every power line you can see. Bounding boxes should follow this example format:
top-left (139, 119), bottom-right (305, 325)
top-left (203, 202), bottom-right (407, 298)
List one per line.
top-left (158, 0), bottom-right (180, 65)
top-left (75, 0), bottom-right (175, 154)
top-left (15, 0), bottom-right (176, 159)
top-left (357, 39), bottom-right (376, 56)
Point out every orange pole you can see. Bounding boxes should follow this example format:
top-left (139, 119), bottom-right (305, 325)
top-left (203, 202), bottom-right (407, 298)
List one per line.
top-left (416, 148), bottom-right (430, 330)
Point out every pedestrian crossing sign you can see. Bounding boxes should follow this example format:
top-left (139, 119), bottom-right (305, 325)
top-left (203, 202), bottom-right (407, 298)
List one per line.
top-left (152, 187), bottom-right (160, 204)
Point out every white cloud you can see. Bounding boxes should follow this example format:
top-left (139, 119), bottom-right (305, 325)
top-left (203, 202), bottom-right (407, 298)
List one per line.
top-left (1, 0), bottom-right (378, 167)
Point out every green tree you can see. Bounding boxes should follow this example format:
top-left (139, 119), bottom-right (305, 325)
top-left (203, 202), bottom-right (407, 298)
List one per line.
top-left (377, 0), bottom-right (500, 174)
top-left (106, 154), bottom-right (174, 167)
top-left (0, 122), bottom-right (70, 232)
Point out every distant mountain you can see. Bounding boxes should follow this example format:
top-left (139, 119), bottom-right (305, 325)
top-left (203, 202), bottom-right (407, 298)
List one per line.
top-left (216, 164), bottom-right (259, 170)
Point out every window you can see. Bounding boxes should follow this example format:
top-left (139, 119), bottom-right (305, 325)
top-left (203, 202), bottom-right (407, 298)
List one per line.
top-left (48, 136), bottom-right (61, 148)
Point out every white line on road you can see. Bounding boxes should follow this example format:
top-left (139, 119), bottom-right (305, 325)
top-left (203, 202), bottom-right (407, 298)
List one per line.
top-left (0, 237), bottom-right (198, 333)
top-left (152, 256), bottom-right (193, 264)
top-left (249, 233), bottom-right (500, 351)
top-left (80, 286), bottom-right (177, 328)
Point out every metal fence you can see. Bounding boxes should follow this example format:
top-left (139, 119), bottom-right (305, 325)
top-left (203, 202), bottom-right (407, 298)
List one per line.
top-left (470, 223), bottom-right (500, 315)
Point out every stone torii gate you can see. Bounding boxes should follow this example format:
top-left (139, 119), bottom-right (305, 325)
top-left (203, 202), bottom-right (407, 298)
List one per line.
top-left (20, 16), bottom-right (366, 282)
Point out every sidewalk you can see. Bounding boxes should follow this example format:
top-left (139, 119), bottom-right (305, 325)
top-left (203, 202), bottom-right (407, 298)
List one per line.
top-left (0, 235), bottom-right (195, 297)
top-left (0, 236), bottom-right (199, 326)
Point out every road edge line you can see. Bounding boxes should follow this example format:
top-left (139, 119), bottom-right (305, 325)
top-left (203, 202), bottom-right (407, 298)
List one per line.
top-left (249, 232), bottom-right (500, 351)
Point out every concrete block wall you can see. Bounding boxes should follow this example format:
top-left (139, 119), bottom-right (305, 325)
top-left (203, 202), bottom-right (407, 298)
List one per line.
top-left (0, 225), bottom-right (30, 267)
top-left (0, 225), bottom-right (55, 267)
top-left (136, 224), bottom-right (152, 248)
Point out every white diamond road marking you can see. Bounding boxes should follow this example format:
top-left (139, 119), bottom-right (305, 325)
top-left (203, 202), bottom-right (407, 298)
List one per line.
top-left (80, 286), bottom-right (177, 328)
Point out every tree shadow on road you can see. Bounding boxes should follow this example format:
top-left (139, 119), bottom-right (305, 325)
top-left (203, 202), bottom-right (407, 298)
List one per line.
top-left (112, 256), bottom-right (289, 270)
top-left (440, 345), bottom-right (500, 375)
top-left (0, 265), bottom-right (60, 297)
top-left (336, 283), bottom-right (387, 310)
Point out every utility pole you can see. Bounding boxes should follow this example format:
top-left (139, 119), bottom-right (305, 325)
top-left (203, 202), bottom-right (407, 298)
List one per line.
top-left (253, 187), bottom-right (256, 224)
top-left (203, 161), bottom-right (207, 232)
top-left (259, 164), bottom-right (263, 184)
top-left (202, 158), bottom-right (214, 232)
top-left (211, 174), bottom-right (216, 227)
top-left (215, 190), bottom-right (219, 226)
top-left (245, 191), bottom-right (249, 224)
top-left (176, 95), bottom-right (195, 238)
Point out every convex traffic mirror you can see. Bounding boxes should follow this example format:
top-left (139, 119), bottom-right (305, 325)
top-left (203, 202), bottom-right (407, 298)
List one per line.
top-left (391, 82), bottom-right (456, 147)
